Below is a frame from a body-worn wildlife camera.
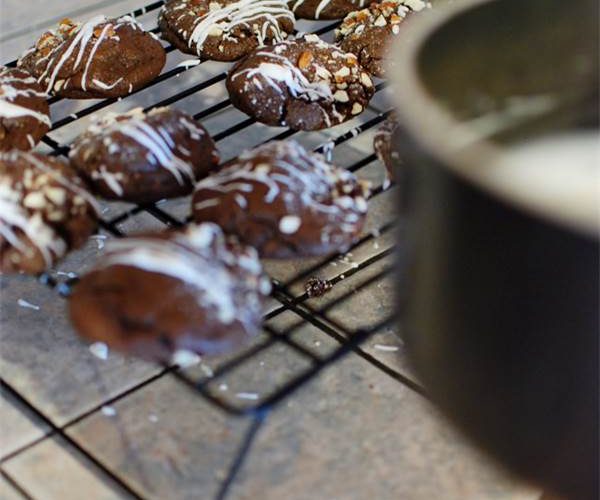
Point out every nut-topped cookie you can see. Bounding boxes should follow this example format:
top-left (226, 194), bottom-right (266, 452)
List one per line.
top-left (335, 0), bottom-right (430, 77)
top-left (289, 0), bottom-right (366, 20)
top-left (69, 107), bottom-right (219, 204)
top-left (193, 141), bottom-right (370, 258)
top-left (0, 67), bottom-right (51, 151)
top-left (159, 0), bottom-right (295, 61)
top-left (0, 151), bottom-right (98, 274)
top-left (227, 34), bottom-right (375, 130)
top-left (18, 16), bottom-right (166, 99)
top-left (69, 223), bottom-right (271, 362)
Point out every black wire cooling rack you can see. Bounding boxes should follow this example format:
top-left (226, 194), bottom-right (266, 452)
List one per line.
top-left (1, 2), bottom-right (420, 498)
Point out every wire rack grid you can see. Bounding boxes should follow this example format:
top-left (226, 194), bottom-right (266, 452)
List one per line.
top-left (1, 2), bottom-right (422, 499)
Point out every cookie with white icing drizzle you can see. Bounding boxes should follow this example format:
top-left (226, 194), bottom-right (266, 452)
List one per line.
top-left (0, 67), bottom-right (51, 151)
top-left (69, 107), bottom-right (219, 203)
top-left (335, 0), bottom-right (430, 77)
top-left (159, 0), bottom-right (295, 61)
top-left (373, 115), bottom-right (400, 185)
top-left (17, 16), bottom-right (166, 99)
top-left (227, 34), bottom-right (374, 130)
top-left (192, 141), bottom-right (371, 258)
top-left (289, 0), bottom-right (366, 20)
top-left (69, 223), bottom-right (271, 362)
top-left (0, 151), bottom-right (98, 274)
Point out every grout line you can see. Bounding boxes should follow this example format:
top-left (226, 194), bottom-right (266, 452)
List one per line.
top-left (214, 411), bottom-right (267, 500)
top-left (0, 380), bottom-right (145, 499)
top-left (0, 468), bottom-right (35, 500)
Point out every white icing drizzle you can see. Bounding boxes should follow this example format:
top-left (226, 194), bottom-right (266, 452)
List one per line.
top-left (233, 50), bottom-right (332, 101)
top-left (28, 15), bottom-right (144, 94)
top-left (194, 141), bottom-right (370, 240)
top-left (175, 0), bottom-right (294, 55)
top-left (0, 69), bottom-right (51, 126)
top-left (72, 108), bottom-right (199, 191)
top-left (96, 224), bottom-right (266, 326)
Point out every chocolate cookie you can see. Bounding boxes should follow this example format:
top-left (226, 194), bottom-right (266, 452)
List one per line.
top-left (0, 67), bottom-right (51, 151)
top-left (69, 107), bottom-right (219, 203)
top-left (18, 16), bottom-right (166, 99)
top-left (0, 151), bottom-right (98, 274)
top-left (69, 223), bottom-right (271, 362)
top-left (373, 116), bottom-right (399, 183)
top-left (192, 141), bottom-right (370, 257)
top-left (335, 0), bottom-right (430, 77)
top-left (289, 0), bottom-right (366, 20)
top-left (158, 0), bottom-right (295, 62)
top-left (227, 34), bottom-right (375, 130)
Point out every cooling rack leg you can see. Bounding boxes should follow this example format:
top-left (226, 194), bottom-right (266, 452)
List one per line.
top-left (215, 410), bottom-right (268, 500)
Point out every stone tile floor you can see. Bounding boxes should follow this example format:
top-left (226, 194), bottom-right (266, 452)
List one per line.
top-left (0, 1), bottom-right (541, 499)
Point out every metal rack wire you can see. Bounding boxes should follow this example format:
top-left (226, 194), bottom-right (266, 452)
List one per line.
top-left (1, 2), bottom-right (416, 498)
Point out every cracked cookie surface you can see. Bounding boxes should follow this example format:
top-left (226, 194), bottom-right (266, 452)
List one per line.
top-left (159, 0), bottom-right (295, 61)
top-left (18, 16), bottom-right (166, 99)
top-left (227, 34), bottom-right (374, 130)
top-left (192, 140), bottom-right (370, 258)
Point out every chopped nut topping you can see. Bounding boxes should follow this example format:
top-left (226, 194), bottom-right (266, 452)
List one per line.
top-left (297, 50), bottom-right (314, 69)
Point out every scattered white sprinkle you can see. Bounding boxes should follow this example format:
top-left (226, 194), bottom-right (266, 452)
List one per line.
top-left (176, 59), bottom-right (201, 68)
top-left (259, 361), bottom-right (265, 367)
top-left (373, 241), bottom-right (380, 250)
top-left (236, 392), bottom-right (259, 400)
top-left (69, 113), bottom-right (78, 119)
top-left (314, 341), bottom-right (321, 347)
top-left (339, 274), bottom-right (346, 280)
top-left (279, 215), bottom-right (301, 234)
top-left (56, 271), bottom-right (78, 279)
top-left (90, 234), bottom-right (108, 250)
top-left (17, 299), bottom-right (40, 310)
top-left (373, 344), bottom-right (400, 352)
top-left (200, 363), bottom-right (214, 378)
top-left (89, 342), bottom-right (109, 360)
top-left (219, 383), bottom-right (228, 391)
top-left (148, 414), bottom-right (159, 423)
top-left (101, 405), bottom-right (117, 417)
top-left (172, 349), bottom-right (201, 368)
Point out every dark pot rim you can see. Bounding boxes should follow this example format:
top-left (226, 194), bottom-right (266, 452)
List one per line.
top-left (389, 0), bottom-right (599, 239)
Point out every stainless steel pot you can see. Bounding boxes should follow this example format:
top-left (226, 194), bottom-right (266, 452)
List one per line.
top-left (390, 0), bottom-right (599, 498)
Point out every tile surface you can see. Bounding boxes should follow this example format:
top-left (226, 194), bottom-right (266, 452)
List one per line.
top-left (0, 389), bottom-right (49, 459)
top-left (3, 437), bottom-right (127, 500)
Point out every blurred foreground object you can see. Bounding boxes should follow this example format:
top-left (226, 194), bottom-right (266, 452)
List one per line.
top-left (389, 0), bottom-right (599, 498)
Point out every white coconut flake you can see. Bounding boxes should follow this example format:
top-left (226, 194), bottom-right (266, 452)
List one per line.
top-left (176, 59), bottom-right (201, 68)
top-left (172, 349), bottom-right (201, 367)
top-left (101, 405), bottom-right (117, 417)
top-left (148, 414), bottom-right (159, 423)
top-left (89, 342), bottom-right (109, 360)
top-left (236, 392), bottom-right (259, 400)
top-left (17, 299), bottom-right (40, 310)
top-left (219, 383), bottom-right (229, 391)
top-left (373, 344), bottom-right (399, 352)
top-left (279, 215), bottom-right (301, 234)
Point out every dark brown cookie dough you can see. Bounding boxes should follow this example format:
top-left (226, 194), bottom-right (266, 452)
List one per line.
top-left (69, 107), bottom-right (219, 203)
top-left (289, 0), bottom-right (366, 20)
top-left (373, 115), bottom-right (399, 184)
top-left (159, 0), bottom-right (295, 62)
top-left (18, 16), bottom-right (166, 99)
top-left (0, 151), bottom-right (98, 274)
top-left (0, 67), bottom-right (51, 151)
top-left (69, 223), bottom-right (271, 362)
top-left (335, 0), bottom-right (430, 77)
top-left (192, 141), bottom-right (370, 258)
top-left (227, 34), bottom-right (375, 130)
